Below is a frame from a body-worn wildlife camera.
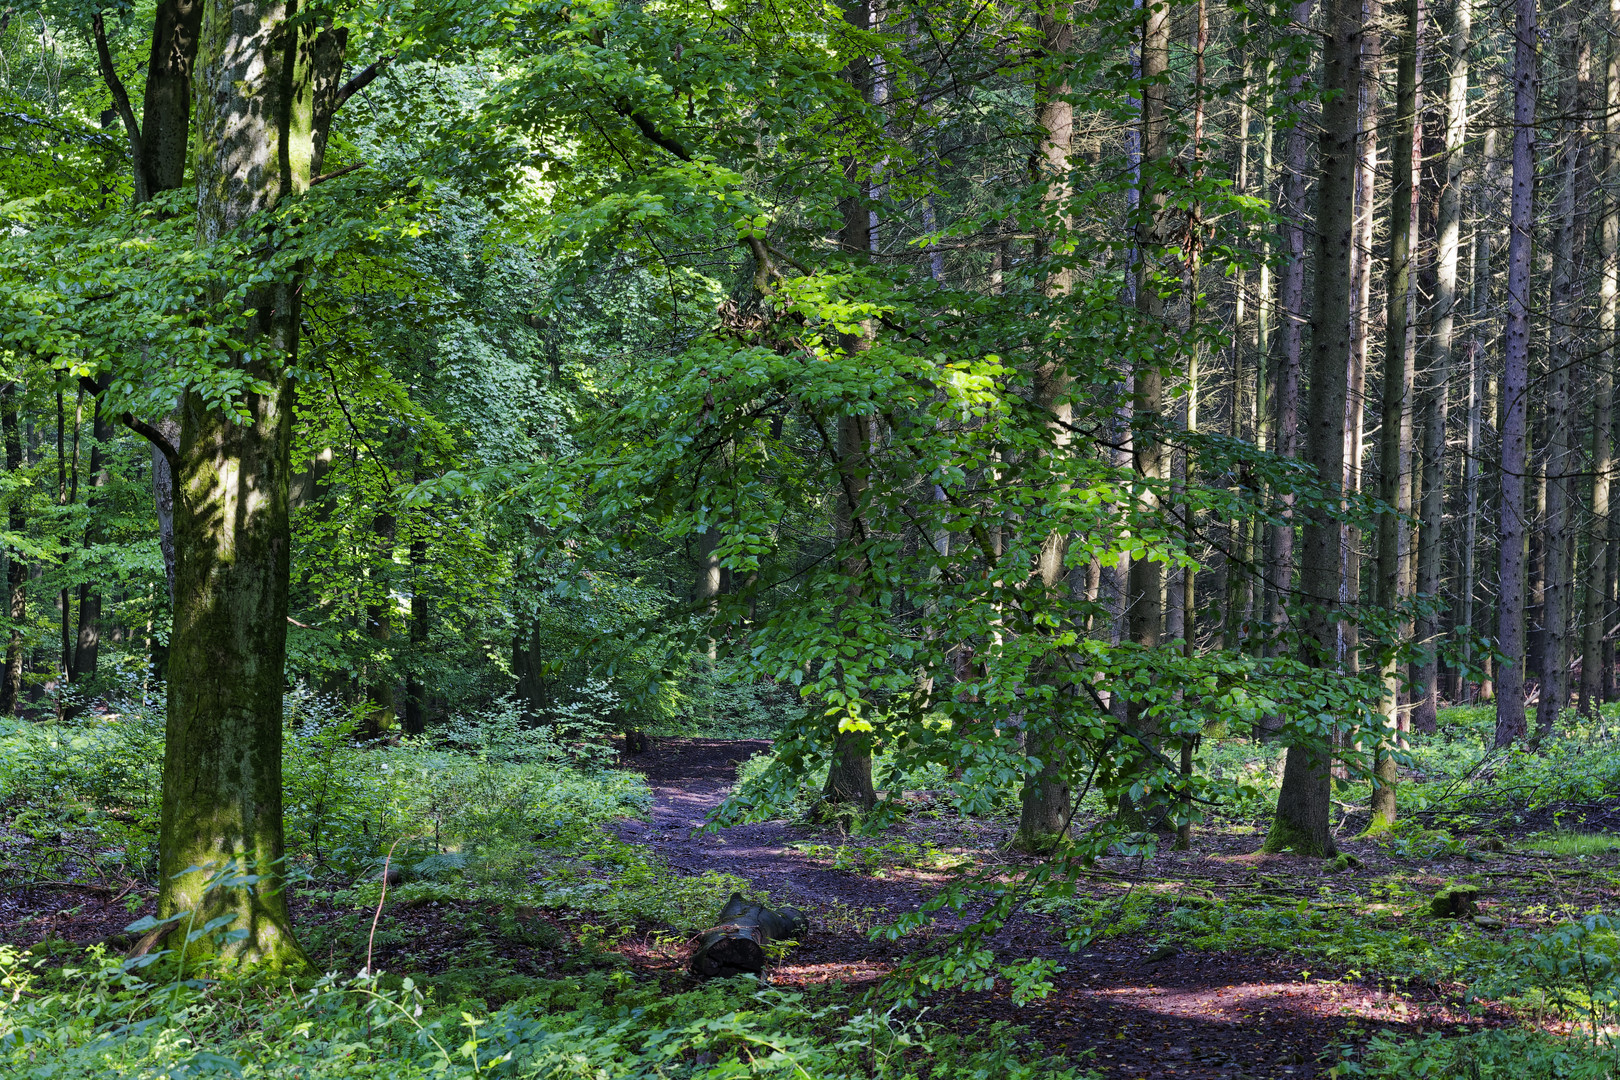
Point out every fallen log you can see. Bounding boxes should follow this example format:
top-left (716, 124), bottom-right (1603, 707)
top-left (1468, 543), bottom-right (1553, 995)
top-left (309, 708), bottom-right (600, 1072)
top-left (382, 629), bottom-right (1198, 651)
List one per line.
top-left (689, 892), bottom-right (807, 979)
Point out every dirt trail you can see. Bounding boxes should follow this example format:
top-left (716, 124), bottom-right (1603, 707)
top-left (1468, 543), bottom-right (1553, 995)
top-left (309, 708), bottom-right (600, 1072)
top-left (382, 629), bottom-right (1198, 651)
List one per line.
top-left (612, 738), bottom-right (941, 917)
top-left (614, 738), bottom-right (1473, 1080)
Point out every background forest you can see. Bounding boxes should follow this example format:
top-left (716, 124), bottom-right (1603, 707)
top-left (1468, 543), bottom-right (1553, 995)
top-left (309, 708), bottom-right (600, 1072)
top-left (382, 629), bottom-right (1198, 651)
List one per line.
top-left (8, 0), bottom-right (1620, 1073)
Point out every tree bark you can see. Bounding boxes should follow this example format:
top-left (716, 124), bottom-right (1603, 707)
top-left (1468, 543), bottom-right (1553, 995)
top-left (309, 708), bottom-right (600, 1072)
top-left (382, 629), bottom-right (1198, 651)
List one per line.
top-left (156, 0), bottom-right (339, 967)
top-left (363, 511), bottom-right (396, 736)
top-left (1015, 0), bottom-right (1076, 852)
top-left (71, 380), bottom-right (116, 684)
top-left (404, 533), bottom-right (429, 736)
top-left (0, 378), bottom-right (24, 714)
top-left (1257, 0), bottom-right (1316, 740)
top-left (1412, 0), bottom-right (1470, 733)
top-left (823, 0), bottom-right (878, 813)
top-left (1121, 0), bottom-right (1170, 817)
top-left (695, 525), bottom-right (721, 661)
top-left (1266, 0), bottom-right (1357, 859)
top-left (1539, 16), bottom-right (1589, 737)
top-left (1372, 0), bottom-right (1423, 828)
top-left (1584, 2), bottom-right (1620, 717)
top-left (1494, 0), bottom-right (1539, 747)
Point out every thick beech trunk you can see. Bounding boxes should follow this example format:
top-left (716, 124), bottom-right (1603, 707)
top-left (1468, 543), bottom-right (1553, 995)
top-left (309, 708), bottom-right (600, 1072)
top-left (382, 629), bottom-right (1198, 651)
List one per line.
top-left (695, 526), bottom-right (721, 660)
top-left (1266, 0), bottom-right (1357, 859)
top-left (156, 0), bottom-right (342, 967)
top-left (1495, 0), bottom-right (1539, 748)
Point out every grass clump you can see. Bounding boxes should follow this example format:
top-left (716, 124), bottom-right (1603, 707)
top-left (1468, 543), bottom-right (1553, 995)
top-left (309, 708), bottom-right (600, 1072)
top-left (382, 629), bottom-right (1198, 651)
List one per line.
top-left (1518, 831), bottom-right (1620, 858)
top-left (0, 943), bottom-right (1093, 1079)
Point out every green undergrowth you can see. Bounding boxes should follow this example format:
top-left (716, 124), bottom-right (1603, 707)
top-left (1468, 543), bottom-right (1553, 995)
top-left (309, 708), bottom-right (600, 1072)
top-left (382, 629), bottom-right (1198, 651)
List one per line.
top-left (1040, 885), bottom-right (1620, 1031)
top-left (1336, 1028), bottom-right (1620, 1079)
top-left (0, 944), bottom-right (1091, 1079)
top-left (0, 687), bottom-right (752, 930)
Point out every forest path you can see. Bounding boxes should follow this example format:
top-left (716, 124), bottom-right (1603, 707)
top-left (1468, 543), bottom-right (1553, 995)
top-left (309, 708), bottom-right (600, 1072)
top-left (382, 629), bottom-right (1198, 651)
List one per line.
top-left (610, 738), bottom-right (1466, 1079)
top-left (611, 738), bottom-right (942, 918)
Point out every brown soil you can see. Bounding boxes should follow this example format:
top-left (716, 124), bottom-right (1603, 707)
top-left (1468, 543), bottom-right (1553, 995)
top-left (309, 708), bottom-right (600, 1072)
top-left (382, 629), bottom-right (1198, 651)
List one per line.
top-left (609, 738), bottom-right (1503, 1080)
top-left (4, 738), bottom-right (1524, 1079)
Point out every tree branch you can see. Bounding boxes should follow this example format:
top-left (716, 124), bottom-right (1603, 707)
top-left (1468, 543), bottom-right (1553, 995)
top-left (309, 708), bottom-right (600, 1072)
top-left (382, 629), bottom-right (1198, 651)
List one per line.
top-left (310, 161), bottom-right (366, 185)
top-left (90, 12), bottom-right (146, 201)
top-left (335, 55), bottom-right (394, 109)
top-left (617, 102), bottom-right (695, 161)
top-left (120, 413), bottom-right (179, 471)
top-left (77, 376), bottom-right (178, 469)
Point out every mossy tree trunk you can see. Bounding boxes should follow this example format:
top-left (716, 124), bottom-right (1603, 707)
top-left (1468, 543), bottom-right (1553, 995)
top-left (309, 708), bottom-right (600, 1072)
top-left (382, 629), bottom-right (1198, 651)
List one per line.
top-left (156, 0), bottom-right (343, 968)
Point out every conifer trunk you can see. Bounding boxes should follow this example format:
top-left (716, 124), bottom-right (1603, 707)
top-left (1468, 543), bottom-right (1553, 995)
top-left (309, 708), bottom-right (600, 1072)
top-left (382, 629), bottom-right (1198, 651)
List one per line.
top-left (1371, 0), bottom-right (1423, 828)
top-left (1123, 0), bottom-right (1170, 805)
top-left (823, 0), bottom-right (878, 812)
top-left (1015, 0), bottom-right (1076, 851)
top-left (1258, 0), bottom-right (1316, 731)
top-left (1539, 17), bottom-right (1588, 737)
top-left (1412, 0), bottom-right (1471, 733)
top-left (1495, 0), bottom-right (1539, 747)
top-left (1583, 3), bottom-right (1620, 717)
top-left (1266, 0), bottom-right (1356, 858)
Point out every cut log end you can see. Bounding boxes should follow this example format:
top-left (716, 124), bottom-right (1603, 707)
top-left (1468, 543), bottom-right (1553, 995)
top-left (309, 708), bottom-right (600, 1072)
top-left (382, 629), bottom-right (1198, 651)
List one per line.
top-left (689, 892), bottom-right (807, 980)
top-left (691, 933), bottom-right (766, 979)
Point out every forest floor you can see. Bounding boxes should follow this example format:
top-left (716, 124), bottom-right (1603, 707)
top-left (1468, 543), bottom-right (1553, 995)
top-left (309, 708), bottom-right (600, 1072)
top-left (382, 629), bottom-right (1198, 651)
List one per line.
top-left (8, 733), bottom-right (1620, 1077)
top-left (606, 738), bottom-right (1589, 1079)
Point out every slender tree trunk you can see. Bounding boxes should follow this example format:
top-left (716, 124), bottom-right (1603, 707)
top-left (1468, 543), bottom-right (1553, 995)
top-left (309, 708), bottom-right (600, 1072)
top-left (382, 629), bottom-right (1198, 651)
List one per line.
top-left (1266, 0), bottom-right (1354, 859)
top-left (0, 378), bottom-right (24, 714)
top-left (1539, 17), bottom-right (1589, 737)
top-left (1339, 0), bottom-right (1380, 778)
top-left (695, 526), bottom-right (721, 660)
top-left (1584, 4), bottom-right (1620, 717)
top-left (824, 0), bottom-right (878, 812)
top-left (403, 534), bottom-right (429, 736)
top-left (1462, 116), bottom-right (1498, 703)
top-left (363, 511), bottom-right (396, 735)
top-left (1258, 0), bottom-right (1316, 737)
top-left (71, 380), bottom-right (115, 685)
top-left (1176, 0), bottom-right (1208, 852)
top-left (1371, 0), bottom-right (1423, 827)
top-left (1016, 0), bottom-right (1076, 852)
top-left (1495, 0), bottom-right (1539, 747)
top-left (156, 0), bottom-right (341, 966)
top-left (1226, 52), bottom-right (1253, 653)
top-left (1412, 0), bottom-right (1471, 732)
top-left (1121, 0), bottom-right (1170, 823)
